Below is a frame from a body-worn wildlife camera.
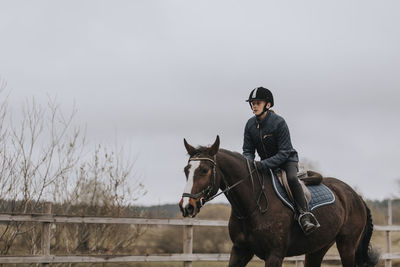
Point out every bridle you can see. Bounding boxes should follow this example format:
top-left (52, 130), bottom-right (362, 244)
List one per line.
top-left (182, 155), bottom-right (245, 208)
top-left (182, 156), bottom-right (217, 207)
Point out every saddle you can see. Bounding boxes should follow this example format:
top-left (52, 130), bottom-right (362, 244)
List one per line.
top-left (276, 170), bottom-right (323, 205)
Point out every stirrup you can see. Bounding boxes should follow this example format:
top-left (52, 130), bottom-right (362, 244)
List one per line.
top-left (298, 212), bottom-right (320, 235)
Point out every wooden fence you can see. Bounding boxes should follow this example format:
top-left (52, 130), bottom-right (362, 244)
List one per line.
top-left (0, 200), bottom-right (399, 266)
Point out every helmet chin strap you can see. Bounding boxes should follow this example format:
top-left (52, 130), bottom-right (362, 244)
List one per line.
top-left (256, 110), bottom-right (266, 119)
top-left (255, 104), bottom-right (269, 119)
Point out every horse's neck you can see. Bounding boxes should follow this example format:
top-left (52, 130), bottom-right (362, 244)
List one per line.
top-left (217, 151), bottom-right (248, 189)
top-left (217, 151), bottom-right (274, 215)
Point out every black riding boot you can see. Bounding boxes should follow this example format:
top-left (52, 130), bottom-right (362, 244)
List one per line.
top-left (293, 186), bottom-right (320, 235)
top-left (284, 163), bottom-right (320, 235)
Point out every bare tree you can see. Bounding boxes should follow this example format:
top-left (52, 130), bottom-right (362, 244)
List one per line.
top-left (51, 145), bottom-right (146, 254)
top-left (0, 91), bottom-right (86, 254)
top-left (0, 86), bottom-right (146, 255)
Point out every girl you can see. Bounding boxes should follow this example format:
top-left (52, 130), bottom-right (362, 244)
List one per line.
top-left (243, 87), bottom-right (319, 234)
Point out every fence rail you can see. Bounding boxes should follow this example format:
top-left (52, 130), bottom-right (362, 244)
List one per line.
top-left (0, 253), bottom-right (399, 264)
top-left (0, 200), bottom-right (398, 266)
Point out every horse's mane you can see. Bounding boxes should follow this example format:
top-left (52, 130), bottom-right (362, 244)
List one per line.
top-left (219, 148), bottom-right (246, 161)
top-left (191, 146), bottom-right (245, 162)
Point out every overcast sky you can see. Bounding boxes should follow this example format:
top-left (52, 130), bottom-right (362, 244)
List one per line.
top-left (1, 1), bottom-right (399, 205)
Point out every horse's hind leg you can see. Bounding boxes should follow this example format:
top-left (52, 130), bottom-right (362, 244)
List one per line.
top-left (304, 242), bottom-right (334, 267)
top-left (228, 245), bottom-right (254, 267)
top-left (336, 234), bottom-right (358, 267)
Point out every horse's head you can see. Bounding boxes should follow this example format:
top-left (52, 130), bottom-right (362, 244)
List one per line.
top-left (179, 135), bottom-right (220, 217)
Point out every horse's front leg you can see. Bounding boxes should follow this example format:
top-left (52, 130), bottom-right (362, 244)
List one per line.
top-left (264, 253), bottom-right (284, 267)
top-left (228, 244), bottom-right (254, 267)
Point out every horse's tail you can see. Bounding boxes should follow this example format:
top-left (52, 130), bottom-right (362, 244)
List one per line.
top-left (355, 200), bottom-right (380, 267)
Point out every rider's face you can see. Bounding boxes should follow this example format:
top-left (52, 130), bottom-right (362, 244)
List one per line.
top-left (251, 100), bottom-right (268, 116)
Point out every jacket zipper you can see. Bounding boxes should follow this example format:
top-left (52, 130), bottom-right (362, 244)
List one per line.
top-left (258, 123), bottom-right (268, 159)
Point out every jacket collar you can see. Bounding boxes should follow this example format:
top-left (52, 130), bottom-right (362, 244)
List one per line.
top-left (256, 111), bottom-right (271, 125)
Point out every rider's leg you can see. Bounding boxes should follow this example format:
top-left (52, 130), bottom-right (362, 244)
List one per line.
top-left (284, 162), bottom-right (308, 212)
top-left (282, 162), bottom-right (319, 234)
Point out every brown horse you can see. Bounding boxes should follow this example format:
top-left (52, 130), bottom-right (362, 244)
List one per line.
top-left (179, 136), bottom-right (379, 267)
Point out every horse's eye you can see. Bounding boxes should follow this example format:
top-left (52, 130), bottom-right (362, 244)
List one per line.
top-left (200, 167), bottom-right (208, 175)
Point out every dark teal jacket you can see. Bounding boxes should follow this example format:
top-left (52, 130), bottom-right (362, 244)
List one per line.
top-left (242, 111), bottom-right (298, 170)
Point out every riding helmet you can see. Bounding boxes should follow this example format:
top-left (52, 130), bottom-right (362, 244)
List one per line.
top-left (246, 87), bottom-right (274, 108)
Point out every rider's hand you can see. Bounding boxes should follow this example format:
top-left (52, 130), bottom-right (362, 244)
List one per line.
top-left (254, 161), bottom-right (264, 171)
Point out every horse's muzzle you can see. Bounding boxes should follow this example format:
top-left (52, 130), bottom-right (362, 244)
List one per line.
top-left (179, 198), bottom-right (199, 217)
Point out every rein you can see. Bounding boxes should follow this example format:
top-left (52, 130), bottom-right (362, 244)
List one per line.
top-left (228, 159), bottom-right (269, 220)
top-left (182, 155), bottom-right (268, 220)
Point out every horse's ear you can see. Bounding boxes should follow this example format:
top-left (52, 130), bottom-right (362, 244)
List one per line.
top-left (184, 138), bottom-right (196, 156)
top-left (208, 135), bottom-right (220, 156)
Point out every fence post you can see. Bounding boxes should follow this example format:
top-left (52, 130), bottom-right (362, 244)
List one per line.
top-left (41, 202), bottom-right (52, 267)
top-left (385, 199), bottom-right (392, 267)
top-left (183, 224), bottom-right (193, 267)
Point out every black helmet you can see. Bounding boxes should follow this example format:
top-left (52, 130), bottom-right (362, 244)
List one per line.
top-left (246, 87), bottom-right (274, 107)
